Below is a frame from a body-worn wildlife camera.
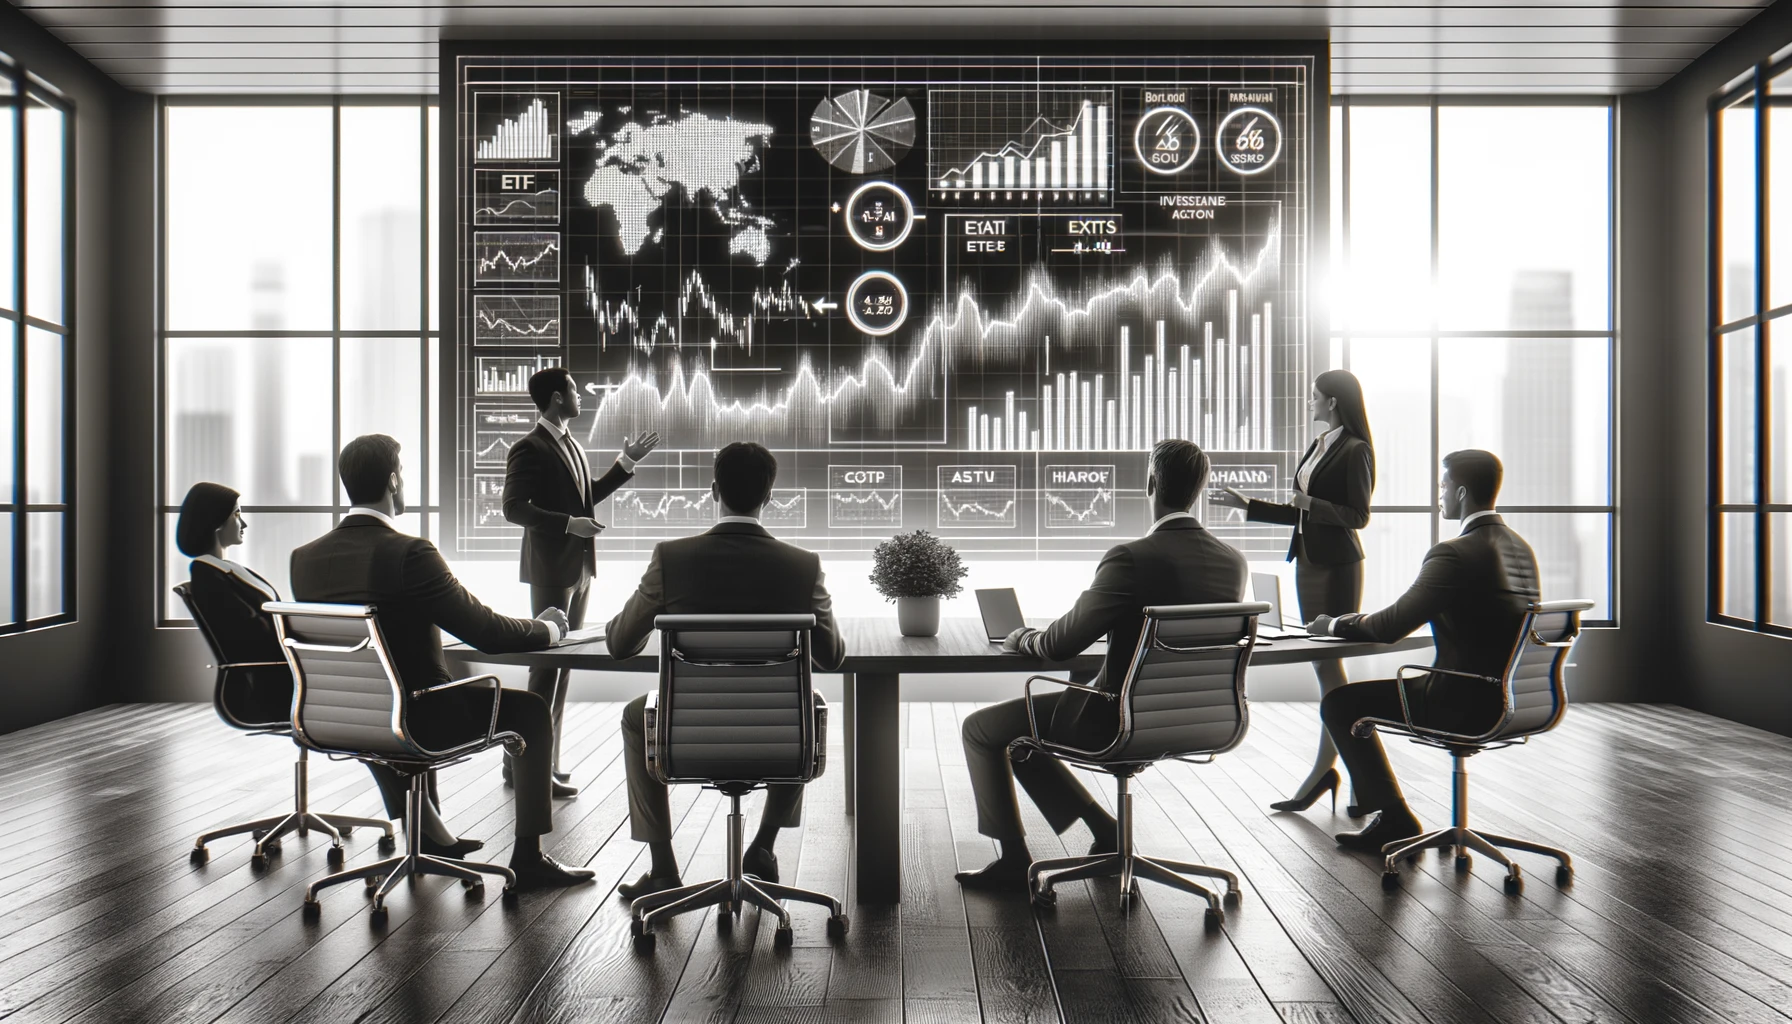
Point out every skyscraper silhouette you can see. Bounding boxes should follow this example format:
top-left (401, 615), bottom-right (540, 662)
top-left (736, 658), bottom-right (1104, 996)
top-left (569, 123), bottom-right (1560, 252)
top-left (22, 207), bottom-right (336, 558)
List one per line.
top-left (1501, 270), bottom-right (1578, 603)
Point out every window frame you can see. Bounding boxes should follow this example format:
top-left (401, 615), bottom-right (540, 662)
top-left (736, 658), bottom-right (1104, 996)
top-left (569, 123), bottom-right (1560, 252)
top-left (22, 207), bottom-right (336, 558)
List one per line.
top-left (0, 59), bottom-right (76, 636)
top-left (1331, 95), bottom-right (1619, 627)
top-left (155, 96), bottom-right (437, 627)
top-left (1709, 57), bottom-right (1792, 638)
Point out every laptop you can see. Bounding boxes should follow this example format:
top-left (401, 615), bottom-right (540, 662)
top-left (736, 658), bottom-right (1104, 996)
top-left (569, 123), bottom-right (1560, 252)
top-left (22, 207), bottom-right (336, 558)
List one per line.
top-left (1251, 572), bottom-right (1312, 639)
top-left (975, 588), bottom-right (1027, 643)
top-left (551, 625), bottom-right (606, 648)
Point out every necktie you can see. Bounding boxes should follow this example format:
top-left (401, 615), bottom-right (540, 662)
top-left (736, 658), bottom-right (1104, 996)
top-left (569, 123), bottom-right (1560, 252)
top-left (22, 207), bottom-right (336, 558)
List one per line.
top-left (561, 432), bottom-right (589, 495)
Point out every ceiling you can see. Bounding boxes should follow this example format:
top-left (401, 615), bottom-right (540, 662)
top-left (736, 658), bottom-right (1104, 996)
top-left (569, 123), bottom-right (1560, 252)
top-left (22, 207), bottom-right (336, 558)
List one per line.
top-left (5, 0), bottom-right (1775, 95)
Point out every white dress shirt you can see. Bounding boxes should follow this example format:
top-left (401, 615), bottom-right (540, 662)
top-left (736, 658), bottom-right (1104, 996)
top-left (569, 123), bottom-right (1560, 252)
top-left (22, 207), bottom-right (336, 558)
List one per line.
top-left (1149, 510), bottom-right (1199, 533)
top-left (1458, 509), bottom-right (1500, 533)
top-left (1296, 425), bottom-right (1345, 493)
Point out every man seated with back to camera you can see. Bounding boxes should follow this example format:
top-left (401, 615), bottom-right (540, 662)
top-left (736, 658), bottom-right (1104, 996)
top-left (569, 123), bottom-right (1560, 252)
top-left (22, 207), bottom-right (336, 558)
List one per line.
top-left (956, 439), bottom-right (1250, 891)
top-left (605, 441), bottom-right (847, 901)
top-left (288, 433), bottom-right (595, 889)
top-left (1309, 449), bottom-right (1540, 854)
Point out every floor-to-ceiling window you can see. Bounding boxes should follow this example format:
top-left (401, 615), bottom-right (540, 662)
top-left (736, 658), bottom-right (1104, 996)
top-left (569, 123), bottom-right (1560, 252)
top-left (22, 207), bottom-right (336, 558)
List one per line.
top-left (0, 60), bottom-right (73, 634)
top-left (1330, 99), bottom-right (1616, 622)
top-left (159, 100), bottom-right (438, 621)
top-left (1712, 60), bottom-right (1792, 636)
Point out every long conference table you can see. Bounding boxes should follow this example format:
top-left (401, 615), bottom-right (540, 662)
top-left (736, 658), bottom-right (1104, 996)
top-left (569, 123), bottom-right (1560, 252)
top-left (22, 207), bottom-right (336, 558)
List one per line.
top-left (451, 618), bottom-right (1433, 904)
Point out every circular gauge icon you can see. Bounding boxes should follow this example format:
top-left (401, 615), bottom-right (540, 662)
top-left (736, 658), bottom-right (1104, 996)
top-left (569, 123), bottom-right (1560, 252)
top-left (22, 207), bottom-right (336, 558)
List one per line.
top-left (811, 89), bottom-right (917, 175)
top-left (843, 182), bottom-right (916, 252)
top-left (845, 270), bottom-right (909, 336)
top-left (1216, 106), bottom-right (1283, 176)
top-left (1134, 106), bottom-right (1201, 175)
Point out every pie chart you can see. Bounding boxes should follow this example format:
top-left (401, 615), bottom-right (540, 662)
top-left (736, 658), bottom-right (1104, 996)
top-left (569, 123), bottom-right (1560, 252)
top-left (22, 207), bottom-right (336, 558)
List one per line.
top-left (810, 89), bottom-right (917, 175)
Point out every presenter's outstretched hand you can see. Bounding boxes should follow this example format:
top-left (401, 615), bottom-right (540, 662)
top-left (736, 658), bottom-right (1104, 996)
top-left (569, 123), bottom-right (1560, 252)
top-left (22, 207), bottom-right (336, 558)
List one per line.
top-left (1207, 486), bottom-right (1249, 509)
top-left (567, 517), bottom-right (604, 538)
top-left (622, 432), bottom-right (663, 462)
top-left (538, 607), bottom-right (570, 633)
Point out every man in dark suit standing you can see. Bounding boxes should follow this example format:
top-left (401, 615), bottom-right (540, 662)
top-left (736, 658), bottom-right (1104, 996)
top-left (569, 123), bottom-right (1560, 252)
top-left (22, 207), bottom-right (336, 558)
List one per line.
top-left (290, 434), bottom-right (594, 889)
top-left (956, 440), bottom-right (1250, 890)
top-left (502, 366), bottom-right (660, 796)
top-left (1311, 449), bottom-right (1541, 853)
top-left (605, 442), bottom-right (847, 900)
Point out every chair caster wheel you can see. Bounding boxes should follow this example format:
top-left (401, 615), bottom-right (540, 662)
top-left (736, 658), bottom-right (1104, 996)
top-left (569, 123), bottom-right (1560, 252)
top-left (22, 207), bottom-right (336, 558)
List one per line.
top-left (337, 826), bottom-right (353, 837)
top-left (262, 840), bottom-right (282, 855)
top-left (1455, 854), bottom-right (1471, 873)
top-left (252, 829), bottom-right (268, 841)
top-left (1223, 888), bottom-right (1242, 907)
top-left (1381, 871), bottom-right (1400, 891)
top-left (1204, 907), bottom-right (1224, 929)
top-left (716, 911), bottom-right (732, 934)
top-left (251, 853), bottom-right (269, 870)
top-left (501, 886), bottom-right (518, 906)
top-left (465, 883), bottom-right (485, 901)
top-left (364, 875), bottom-right (381, 893)
top-left (370, 904), bottom-right (389, 924)
top-left (827, 914), bottom-right (850, 940)
top-left (327, 846), bottom-right (345, 867)
top-left (773, 925), bottom-right (794, 950)
top-left (631, 918), bottom-right (656, 952)
top-left (1503, 874), bottom-right (1523, 895)
top-left (189, 847), bottom-right (209, 865)
top-left (378, 835), bottom-right (397, 854)
top-left (1555, 865), bottom-right (1573, 886)
top-left (1030, 887), bottom-right (1057, 908)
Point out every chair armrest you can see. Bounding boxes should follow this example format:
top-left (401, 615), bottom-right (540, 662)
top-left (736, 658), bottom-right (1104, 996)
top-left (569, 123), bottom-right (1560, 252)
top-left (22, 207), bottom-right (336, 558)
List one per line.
top-left (1011, 675), bottom-right (1117, 764)
top-left (643, 690), bottom-right (667, 785)
top-left (1350, 664), bottom-right (1504, 741)
top-left (1021, 674), bottom-right (1112, 743)
top-left (410, 674), bottom-right (509, 752)
top-left (216, 660), bottom-right (289, 670)
top-left (812, 693), bottom-right (828, 780)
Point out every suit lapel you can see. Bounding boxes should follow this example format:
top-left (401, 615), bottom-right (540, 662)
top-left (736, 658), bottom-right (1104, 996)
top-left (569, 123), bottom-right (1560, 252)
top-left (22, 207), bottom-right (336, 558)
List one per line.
top-left (534, 424), bottom-right (586, 495)
top-left (1306, 432), bottom-right (1351, 487)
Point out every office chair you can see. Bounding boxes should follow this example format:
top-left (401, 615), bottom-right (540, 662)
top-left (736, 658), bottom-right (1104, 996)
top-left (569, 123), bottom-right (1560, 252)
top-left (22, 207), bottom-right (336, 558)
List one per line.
top-left (629, 614), bottom-right (847, 953)
top-left (266, 601), bottom-right (520, 922)
top-left (1011, 601), bottom-right (1271, 929)
top-left (1355, 599), bottom-right (1595, 894)
top-left (175, 583), bottom-right (394, 868)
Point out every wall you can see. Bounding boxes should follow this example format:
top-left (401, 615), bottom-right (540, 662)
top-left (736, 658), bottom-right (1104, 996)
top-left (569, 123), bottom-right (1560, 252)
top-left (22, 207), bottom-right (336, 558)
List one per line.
top-left (1647, 0), bottom-right (1792, 734)
top-left (0, 3), bottom-right (124, 733)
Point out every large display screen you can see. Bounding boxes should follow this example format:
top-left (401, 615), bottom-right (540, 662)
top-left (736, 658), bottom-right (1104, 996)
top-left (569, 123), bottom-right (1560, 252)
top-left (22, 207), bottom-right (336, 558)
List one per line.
top-left (449, 51), bottom-right (1315, 558)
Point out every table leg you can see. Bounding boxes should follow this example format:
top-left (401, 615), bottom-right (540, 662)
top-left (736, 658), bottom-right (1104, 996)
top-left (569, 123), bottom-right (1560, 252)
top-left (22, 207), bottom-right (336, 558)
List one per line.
top-left (842, 672), bottom-right (855, 816)
top-left (853, 671), bottom-right (900, 904)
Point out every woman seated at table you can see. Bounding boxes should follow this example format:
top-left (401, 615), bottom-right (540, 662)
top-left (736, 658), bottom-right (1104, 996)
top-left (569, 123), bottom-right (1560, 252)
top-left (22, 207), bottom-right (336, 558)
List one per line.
top-left (178, 481), bottom-right (483, 857)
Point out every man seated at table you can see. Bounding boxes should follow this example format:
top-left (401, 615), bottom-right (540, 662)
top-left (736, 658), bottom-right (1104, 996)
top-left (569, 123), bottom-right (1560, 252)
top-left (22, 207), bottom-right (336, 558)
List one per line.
top-left (607, 441), bottom-right (847, 900)
top-left (1309, 449), bottom-right (1539, 854)
top-left (289, 433), bottom-right (595, 889)
top-left (956, 439), bottom-right (1250, 891)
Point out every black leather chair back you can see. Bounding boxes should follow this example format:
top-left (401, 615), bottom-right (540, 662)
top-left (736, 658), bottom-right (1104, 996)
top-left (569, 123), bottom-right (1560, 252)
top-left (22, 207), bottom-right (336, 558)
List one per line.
top-left (654, 614), bottom-right (820, 784)
top-left (1104, 602), bottom-right (1270, 764)
top-left (175, 580), bottom-right (292, 731)
top-left (1489, 599), bottom-right (1594, 741)
top-left (265, 601), bottom-right (420, 760)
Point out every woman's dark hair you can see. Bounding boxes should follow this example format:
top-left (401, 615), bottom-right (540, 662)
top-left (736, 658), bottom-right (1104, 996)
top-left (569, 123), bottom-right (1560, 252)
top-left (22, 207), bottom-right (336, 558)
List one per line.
top-left (1314, 369), bottom-right (1373, 448)
top-left (176, 481), bottom-right (240, 558)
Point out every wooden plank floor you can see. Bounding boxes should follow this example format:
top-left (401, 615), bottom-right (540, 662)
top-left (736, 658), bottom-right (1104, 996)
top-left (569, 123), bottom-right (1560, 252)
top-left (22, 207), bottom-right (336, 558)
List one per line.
top-left (1, 701), bottom-right (1789, 1024)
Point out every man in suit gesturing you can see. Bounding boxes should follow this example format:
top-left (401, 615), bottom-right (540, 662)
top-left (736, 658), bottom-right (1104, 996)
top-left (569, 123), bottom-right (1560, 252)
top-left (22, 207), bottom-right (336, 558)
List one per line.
top-left (1310, 450), bottom-right (1541, 853)
top-left (956, 440), bottom-right (1250, 890)
top-left (605, 442), bottom-right (846, 900)
top-left (502, 367), bottom-right (660, 796)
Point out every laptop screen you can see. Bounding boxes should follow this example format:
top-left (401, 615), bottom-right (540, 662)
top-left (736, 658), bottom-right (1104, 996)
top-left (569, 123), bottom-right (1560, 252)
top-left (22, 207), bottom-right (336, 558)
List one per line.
top-left (1250, 572), bottom-right (1285, 632)
top-left (975, 588), bottom-right (1027, 641)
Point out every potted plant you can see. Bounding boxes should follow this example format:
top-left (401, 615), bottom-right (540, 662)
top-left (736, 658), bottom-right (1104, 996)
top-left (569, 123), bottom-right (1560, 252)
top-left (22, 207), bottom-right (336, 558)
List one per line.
top-left (869, 529), bottom-right (968, 638)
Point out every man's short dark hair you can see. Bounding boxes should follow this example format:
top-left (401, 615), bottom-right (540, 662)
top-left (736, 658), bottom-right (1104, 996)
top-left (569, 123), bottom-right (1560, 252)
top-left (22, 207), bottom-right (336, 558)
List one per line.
top-left (714, 442), bottom-right (778, 513)
top-left (527, 367), bottom-right (574, 413)
top-left (1442, 449), bottom-right (1503, 506)
top-left (339, 434), bottom-right (402, 505)
top-left (1150, 439), bottom-right (1211, 510)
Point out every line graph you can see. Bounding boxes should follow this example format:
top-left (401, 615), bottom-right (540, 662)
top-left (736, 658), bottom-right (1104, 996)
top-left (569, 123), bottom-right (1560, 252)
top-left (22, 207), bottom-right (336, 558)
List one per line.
top-left (930, 90), bottom-right (1112, 197)
top-left (473, 405), bottom-right (535, 467)
top-left (829, 466), bottom-right (902, 528)
top-left (474, 94), bottom-right (558, 162)
top-left (474, 169), bottom-right (561, 225)
top-left (585, 265), bottom-right (818, 354)
top-left (474, 232), bottom-right (560, 284)
top-left (474, 294), bottom-right (560, 345)
top-left (608, 488), bottom-right (807, 529)
top-left (472, 475), bottom-right (517, 530)
top-left (1043, 465), bottom-right (1117, 528)
top-left (937, 465), bottom-right (1018, 529)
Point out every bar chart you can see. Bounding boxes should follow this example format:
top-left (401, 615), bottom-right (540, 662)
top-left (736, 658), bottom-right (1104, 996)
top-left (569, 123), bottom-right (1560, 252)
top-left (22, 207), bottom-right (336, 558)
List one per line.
top-left (929, 90), bottom-right (1113, 198)
top-left (474, 93), bottom-right (558, 162)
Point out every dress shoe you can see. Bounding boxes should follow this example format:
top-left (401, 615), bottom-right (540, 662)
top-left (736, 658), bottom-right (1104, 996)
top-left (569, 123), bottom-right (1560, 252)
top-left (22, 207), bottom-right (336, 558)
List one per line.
top-left (1334, 810), bottom-right (1423, 854)
top-left (742, 845), bottom-right (779, 883)
top-left (954, 857), bottom-right (1030, 892)
top-left (511, 852), bottom-right (596, 890)
top-left (1271, 768), bottom-right (1340, 813)
top-left (551, 780), bottom-right (579, 799)
top-left (617, 872), bottom-right (683, 901)
top-left (421, 836), bottom-right (485, 859)
top-left (553, 770), bottom-right (573, 784)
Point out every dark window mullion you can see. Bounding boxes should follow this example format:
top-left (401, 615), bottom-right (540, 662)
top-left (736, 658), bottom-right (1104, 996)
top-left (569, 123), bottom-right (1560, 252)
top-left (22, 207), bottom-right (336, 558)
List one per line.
top-left (11, 79), bottom-right (26, 625)
top-left (331, 102), bottom-right (342, 527)
top-left (1755, 71), bottom-right (1771, 629)
top-left (419, 101), bottom-right (430, 540)
top-left (1428, 99), bottom-right (1441, 549)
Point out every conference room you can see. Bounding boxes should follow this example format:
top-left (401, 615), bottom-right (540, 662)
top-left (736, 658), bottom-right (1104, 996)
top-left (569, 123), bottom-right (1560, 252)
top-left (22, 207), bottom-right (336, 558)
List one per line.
top-left (0, 3), bottom-right (1789, 1022)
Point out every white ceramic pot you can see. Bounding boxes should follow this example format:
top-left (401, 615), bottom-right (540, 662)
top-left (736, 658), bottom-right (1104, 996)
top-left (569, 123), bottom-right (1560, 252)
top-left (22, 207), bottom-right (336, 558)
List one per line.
top-left (896, 596), bottom-right (942, 637)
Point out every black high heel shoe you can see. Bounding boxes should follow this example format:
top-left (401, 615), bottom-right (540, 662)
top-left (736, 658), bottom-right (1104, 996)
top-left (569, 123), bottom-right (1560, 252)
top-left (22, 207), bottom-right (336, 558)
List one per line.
top-left (1270, 768), bottom-right (1340, 813)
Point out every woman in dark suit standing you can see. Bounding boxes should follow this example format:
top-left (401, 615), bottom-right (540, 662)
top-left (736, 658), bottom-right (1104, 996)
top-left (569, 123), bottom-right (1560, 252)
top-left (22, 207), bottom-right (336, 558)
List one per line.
top-left (177, 482), bottom-right (483, 857)
top-left (1208, 369), bottom-right (1375, 812)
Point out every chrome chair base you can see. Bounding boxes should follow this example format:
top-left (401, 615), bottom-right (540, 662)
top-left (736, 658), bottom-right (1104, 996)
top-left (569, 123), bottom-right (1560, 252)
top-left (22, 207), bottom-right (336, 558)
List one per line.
top-left (299, 774), bottom-right (513, 920)
top-left (191, 747), bottom-right (394, 868)
top-left (1027, 775), bottom-right (1240, 928)
top-left (1379, 754), bottom-right (1573, 893)
top-left (629, 793), bottom-right (847, 952)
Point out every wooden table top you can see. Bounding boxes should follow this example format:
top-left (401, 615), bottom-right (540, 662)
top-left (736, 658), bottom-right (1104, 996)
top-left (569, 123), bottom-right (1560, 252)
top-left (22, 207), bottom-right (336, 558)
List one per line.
top-left (447, 617), bottom-right (1433, 675)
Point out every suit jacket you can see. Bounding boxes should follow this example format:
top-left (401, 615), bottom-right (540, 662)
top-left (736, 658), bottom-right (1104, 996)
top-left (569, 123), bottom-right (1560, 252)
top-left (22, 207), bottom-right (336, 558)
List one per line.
top-left (501, 422), bottom-right (634, 588)
top-left (1246, 432), bottom-right (1373, 565)
top-left (289, 515), bottom-right (554, 749)
top-left (186, 558), bottom-right (292, 728)
top-left (1013, 516), bottom-right (1250, 751)
top-left (1334, 513), bottom-right (1541, 727)
top-left (606, 520), bottom-right (846, 672)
